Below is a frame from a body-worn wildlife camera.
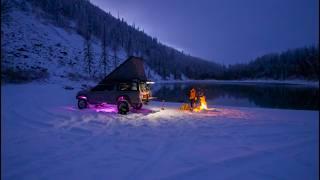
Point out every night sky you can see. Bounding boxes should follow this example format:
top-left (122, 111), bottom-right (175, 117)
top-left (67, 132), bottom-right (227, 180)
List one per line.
top-left (91, 0), bottom-right (318, 65)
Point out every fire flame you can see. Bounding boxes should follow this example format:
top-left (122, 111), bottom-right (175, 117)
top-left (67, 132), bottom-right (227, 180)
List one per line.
top-left (193, 95), bottom-right (208, 112)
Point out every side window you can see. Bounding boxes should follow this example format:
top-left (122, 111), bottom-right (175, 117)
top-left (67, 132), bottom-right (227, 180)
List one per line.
top-left (118, 83), bottom-right (130, 91)
top-left (131, 82), bottom-right (138, 91)
top-left (118, 82), bottom-right (138, 91)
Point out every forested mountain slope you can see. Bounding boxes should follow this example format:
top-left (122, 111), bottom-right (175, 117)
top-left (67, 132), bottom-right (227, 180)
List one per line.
top-left (1, 0), bottom-right (224, 82)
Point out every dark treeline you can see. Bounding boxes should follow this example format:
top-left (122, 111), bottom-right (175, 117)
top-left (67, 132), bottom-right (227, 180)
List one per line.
top-left (21, 0), bottom-right (319, 80)
top-left (224, 46), bottom-right (319, 80)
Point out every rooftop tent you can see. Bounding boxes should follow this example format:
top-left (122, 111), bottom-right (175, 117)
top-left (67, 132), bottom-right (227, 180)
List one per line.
top-left (98, 56), bottom-right (148, 84)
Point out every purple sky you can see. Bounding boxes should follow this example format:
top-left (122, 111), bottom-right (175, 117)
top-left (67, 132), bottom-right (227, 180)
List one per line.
top-left (90, 0), bottom-right (318, 65)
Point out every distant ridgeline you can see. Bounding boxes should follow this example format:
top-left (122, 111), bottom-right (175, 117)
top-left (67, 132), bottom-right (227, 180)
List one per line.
top-left (225, 46), bottom-right (319, 80)
top-left (2, 0), bottom-right (319, 81)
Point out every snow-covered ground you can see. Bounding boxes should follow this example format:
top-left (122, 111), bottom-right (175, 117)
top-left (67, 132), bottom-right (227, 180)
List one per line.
top-left (1, 82), bottom-right (318, 180)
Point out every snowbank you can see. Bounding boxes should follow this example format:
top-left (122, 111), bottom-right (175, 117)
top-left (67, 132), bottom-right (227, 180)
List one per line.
top-left (1, 83), bottom-right (319, 180)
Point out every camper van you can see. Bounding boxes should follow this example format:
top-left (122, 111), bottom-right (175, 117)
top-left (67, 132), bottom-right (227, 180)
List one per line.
top-left (76, 56), bottom-right (152, 114)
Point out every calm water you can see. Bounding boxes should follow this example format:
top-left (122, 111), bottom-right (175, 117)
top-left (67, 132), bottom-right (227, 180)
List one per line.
top-left (151, 82), bottom-right (319, 110)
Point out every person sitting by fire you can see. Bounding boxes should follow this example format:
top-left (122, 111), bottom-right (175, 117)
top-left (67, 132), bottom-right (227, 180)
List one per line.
top-left (189, 87), bottom-right (197, 110)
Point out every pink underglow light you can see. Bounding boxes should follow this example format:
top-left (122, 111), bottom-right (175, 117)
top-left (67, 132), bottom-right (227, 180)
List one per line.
top-left (131, 108), bottom-right (154, 115)
top-left (118, 96), bottom-right (125, 101)
top-left (63, 104), bottom-right (118, 113)
top-left (64, 102), bottom-right (155, 115)
top-left (78, 96), bottom-right (87, 99)
top-left (94, 106), bottom-right (118, 113)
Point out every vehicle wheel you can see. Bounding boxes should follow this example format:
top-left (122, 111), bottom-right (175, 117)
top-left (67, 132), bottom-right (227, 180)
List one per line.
top-left (132, 103), bottom-right (143, 110)
top-left (78, 99), bottom-right (87, 109)
top-left (117, 101), bottom-right (129, 115)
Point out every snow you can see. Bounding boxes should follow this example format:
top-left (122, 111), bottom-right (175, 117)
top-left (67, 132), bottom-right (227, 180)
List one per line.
top-left (1, 82), bottom-right (318, 180)
top-left (144, 64), bottom-right (162, 81)
top-left (1, 5), bottom-right (129, 81)
top-left (180, 73), bottom-right (190, 81)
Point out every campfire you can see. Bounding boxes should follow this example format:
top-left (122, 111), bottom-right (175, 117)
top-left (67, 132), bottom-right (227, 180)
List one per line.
top-left (179, 94), bottom-right (209, 112)
top-left (193, 95), bottom-right (208, 112)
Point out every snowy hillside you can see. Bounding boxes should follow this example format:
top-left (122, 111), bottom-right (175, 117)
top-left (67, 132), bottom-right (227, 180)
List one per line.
top-left (1, 3), bottom-right (162, 82)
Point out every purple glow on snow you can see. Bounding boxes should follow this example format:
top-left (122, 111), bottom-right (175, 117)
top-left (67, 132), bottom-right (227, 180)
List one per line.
top-left (62, 104), bottom-right (155, 115)
top-left (94, 105), bottom-right (118, 113)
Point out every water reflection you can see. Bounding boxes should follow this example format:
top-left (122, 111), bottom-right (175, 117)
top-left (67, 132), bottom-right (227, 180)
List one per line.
top-left (151, 83), bottom-right (319, 110)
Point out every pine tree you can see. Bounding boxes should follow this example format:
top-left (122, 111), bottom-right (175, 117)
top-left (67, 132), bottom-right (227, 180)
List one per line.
top-left (1, 0), bottom-right (12, 22)
top-left (111, 28), bottom-right (119, 68)
top-left (83, 15), bottom-right (94, 77)
top-left (100, 23), bottom-right (108, 76)
top-left (54, 0), bottom-right (64, 26)
top-left (113, 51), bottom-right (118, 68)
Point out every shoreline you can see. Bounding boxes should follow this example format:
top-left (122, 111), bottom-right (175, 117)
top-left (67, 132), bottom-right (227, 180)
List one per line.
top-left (155, 79), bottom-right (319, 87)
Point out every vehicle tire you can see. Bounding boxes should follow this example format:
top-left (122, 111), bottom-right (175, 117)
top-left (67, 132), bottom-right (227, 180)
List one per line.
top-left (132, 103), bottom-right (143, 110)
top-left (78, 99), bottom-right (87, 109)
top-left (117, 101), bottom-right (129, 115)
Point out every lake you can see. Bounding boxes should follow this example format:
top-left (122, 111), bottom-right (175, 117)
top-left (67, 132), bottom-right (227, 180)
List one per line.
top-left (151, 82), bottom-right (319, 110)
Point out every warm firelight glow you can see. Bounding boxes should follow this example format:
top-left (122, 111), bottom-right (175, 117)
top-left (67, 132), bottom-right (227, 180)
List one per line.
top-left (200, 96), bottom-right (208, 109)
top-left (193, 96), bottom-right (208, 112)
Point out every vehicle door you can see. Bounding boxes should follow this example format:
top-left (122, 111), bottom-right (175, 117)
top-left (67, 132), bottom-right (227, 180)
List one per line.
top-left (117, 82), bottom-right (140, 103)
top-left (87, 84), bottom-right (107, 104)
top-left (101, 83), bottom-right (116, 103)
